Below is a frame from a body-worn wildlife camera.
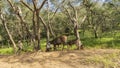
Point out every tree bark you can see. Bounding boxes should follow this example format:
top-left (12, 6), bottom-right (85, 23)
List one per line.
top-left (93, 27), bottom-right (98, 38)
top-left (36, 9), bottom-right (41, 50)
top-left (0, 14), bottom-right (17, 52)
top-left (46, 0), bottom-right (50, 51)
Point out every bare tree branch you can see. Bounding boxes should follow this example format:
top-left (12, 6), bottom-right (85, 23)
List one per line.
top-left (20, 0), bottom-right (33, 12)
top-left (50, 0), bottom-right (65, 21)
top-left (32, 0), bottom-right (37, 10)
top-left (80, 15), bottom-right (87, 26)
top-left (7, 0), bottom-right (15, 10)
top-left (24, 11), bottom-right (29, 19)
top-left (39, 15), bottom-right (47, 28)
top-left (38, 0), bottom-right (47, 11)
top-left (68, 2), bottom-right (76, 16)
top-left (63, 7), bottom-right (73, 23)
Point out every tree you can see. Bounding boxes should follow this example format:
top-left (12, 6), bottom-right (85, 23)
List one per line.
top-left (60, 0), bottom-right (86, 49)
top-left (19, 0), bottom-right (48, 50)
top-left (0, 10), bottom-right (17, 52)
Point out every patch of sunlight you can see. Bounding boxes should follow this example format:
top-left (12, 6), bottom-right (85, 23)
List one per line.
top-left (99, 38), bottom-right (114, 42)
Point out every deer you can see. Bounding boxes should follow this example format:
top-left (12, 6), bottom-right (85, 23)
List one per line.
top-left (16, 40), bottom-right (24, 54)
top-left (67, 39), bottom-right (84, 50)
top-left (48, 35), bottom-right (67, 51)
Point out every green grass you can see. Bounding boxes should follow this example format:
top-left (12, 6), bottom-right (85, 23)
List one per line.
top-left (82, 37), bottom-right (120, 49)
top-left (0, 37), bottom-right (119, 54)
top-left (0, 31), bottom-right (120, 55)
top-left (0, 47), bottom-right (14, 55)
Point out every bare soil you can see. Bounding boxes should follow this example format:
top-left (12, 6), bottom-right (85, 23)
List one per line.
top-left (0, 49), bottom-right (120, 68)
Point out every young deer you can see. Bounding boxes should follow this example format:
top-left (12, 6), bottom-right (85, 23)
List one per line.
top-left (67, 39), bottom-right (83, 50)
top-left (49, 35), bottom-right (67, 51)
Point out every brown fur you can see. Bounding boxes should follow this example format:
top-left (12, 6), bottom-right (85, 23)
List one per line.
top-left (67, 39), bottom-right (83, 50)
top-left (49, 35), bottom-right (67, 50)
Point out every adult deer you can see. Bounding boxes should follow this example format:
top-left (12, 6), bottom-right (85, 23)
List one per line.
top-left (49, 35), bottom-right (67, 51)
top-left (67, 39), bottom-right (83, 50)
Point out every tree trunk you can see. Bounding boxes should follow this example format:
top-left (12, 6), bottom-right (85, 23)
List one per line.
top-left (1, 19), bottom-right (17, 52)
top-left (46, 27), bottom-right (50, 51)
top-left (32, 11), bottom-right (37, 50)
top-left (64, 3), bottom-right (84, 49)
top-left (94, 31), bottom-right (98, 38)
top-left (93, 27), bottom-right (98, 38)
top-left (73, 11), bottom-right (82, 49)
top-left (36, 11), bottom-right (41, 50)
top-left (33, 9), bottom-right (41, 51)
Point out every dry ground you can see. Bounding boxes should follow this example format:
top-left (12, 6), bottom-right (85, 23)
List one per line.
top-left (0, 49), bottom-right (120, 68)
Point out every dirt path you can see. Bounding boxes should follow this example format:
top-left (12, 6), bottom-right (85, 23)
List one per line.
top-left (0, 49), bottom-right (120, 68)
